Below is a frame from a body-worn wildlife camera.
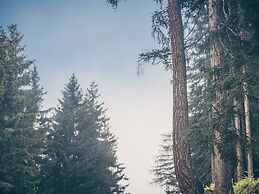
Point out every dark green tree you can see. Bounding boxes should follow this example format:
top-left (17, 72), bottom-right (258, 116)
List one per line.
top-left (121, 0), bottom-right (259, 193)
top-left (39, 75), bottom-right (84, 194)
top-left (0, 25), bottom-right (44, 194)
top-left (41, 75), bottom-right (128, 194)
top-left (80, 82), bottom-right (129, 194)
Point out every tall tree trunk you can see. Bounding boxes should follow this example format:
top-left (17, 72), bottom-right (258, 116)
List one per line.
top-left (234, 98), bottom-right (244, 181)
top-left (208, 0), bottom-right (233, 193)
top-left (243, 80), bottom-right (253, 177)
top-left (167, 0), bottom-right (203, 193)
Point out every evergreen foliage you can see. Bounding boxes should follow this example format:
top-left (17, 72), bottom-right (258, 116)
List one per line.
top-left (0, 25), bottom-right (45, 194)
top-left (186, 0), bottom-right (259, 184)
top-left (39, 75), bottom-right (129, 194)
top-left (2, 0), bottom-right (259, 192)
top-left (0, 25), bottom-right (129, 194)
top-left (151, 133), bottom-right (180, 194)
top-left (137, 0), bottom-right (259, 192)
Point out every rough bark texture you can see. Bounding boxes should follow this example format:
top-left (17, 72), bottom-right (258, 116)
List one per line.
top-left (234, 98), bottom-right (244, 181)
top-left (211, 133), bottom-right (233, 193)
top-left (243, 81), bottom-right (253, 177)
top-left (208, 0), bottom-right (233, 193)
top-left (168, 0), bottom-right (203, 193)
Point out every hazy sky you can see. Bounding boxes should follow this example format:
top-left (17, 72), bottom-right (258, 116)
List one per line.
top-left (0, 1), bottom-right (172, 193)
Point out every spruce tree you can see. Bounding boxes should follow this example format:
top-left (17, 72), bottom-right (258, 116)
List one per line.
top-left (42, 76), bottom-right (128, 194)
top-left (77, 81), bottom-right (128, 194)
top-left (41, 74), bottom-right (84, 194)
top-left (151, 133), bottom-right (180, 194)
top-left (0, 25), bottom-right (44, 194)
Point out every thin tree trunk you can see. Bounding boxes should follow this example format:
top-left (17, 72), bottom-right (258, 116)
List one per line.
top-left (243, 80), bottom-right (253, 177)
top-left (167, 0), bottom-right (203, 193)
top-left (208, 0), bottom-right (233, 193)
top-left (234, 98), bottom-right (244, 181)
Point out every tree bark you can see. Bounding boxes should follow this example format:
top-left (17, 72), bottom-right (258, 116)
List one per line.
top-left (208, 0), bottom-right (233, 193)
top-left (243, 80), bottom-right (253, 177)
top-left (167, 0), bottom-right (203, 193)
top-left (233, 98), bottom-right (244, 181)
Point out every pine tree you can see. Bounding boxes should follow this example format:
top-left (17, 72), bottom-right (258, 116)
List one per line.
top-left (135, 0), bottom-right (259, 193)
top-left (107, 1), bottom-right (203, 192)
top-left (167, 1), bottom-right (204, 193)
top-left (206, 0), bottom-right (259, 184)
top-left (0, 25), bottom-right (44, 194)
top-left (187, 0), bottom-right (259, 188)
top-left (151, 133), bottom-right (180, 194)
top-left (208, 0), bottom-right (234, 192)
top-left (41, 75), bottom-right (84, 194)
top-left (41, 76), bottom-right (128, 194)
top-left (79, 82), bottom-right (128, 194)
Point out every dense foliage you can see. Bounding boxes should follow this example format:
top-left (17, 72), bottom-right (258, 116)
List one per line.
top-left (0, 25), bottom-right (44, 194)
top-left (138, 0), bottom-right (259, 193)
top-left (106, 0), bottom-right (259, 192)
top-left (38, 77), bottom-right (128, 194)
top-left (0, 25), bottom-right (128, 194)
top-left (151, 133), bottom-right (180, 194)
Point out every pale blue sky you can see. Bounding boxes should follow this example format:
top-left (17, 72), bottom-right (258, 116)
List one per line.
top-left (0, 1), bottom-right (172, 193)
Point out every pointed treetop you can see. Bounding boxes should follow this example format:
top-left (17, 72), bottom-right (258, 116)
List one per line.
top-left (57, 74), bottom-right (84, 112)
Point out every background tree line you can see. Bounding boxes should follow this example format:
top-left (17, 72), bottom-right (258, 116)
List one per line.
top-left (0, 25), bottom-right (129, 194)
